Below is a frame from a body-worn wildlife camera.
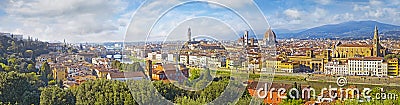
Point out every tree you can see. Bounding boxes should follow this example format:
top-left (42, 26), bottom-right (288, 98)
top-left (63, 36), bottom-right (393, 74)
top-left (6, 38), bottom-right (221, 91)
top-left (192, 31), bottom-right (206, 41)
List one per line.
top-left (0, 42), bottom-right (3, 54)
top-left (189, 68), bottom-right (200, 80)
top-left (13, 65), bottom-right (20, 72)
top-left (27, 64), bottom-right (36, 73)
top-left (0, 64), bottom-right (3, 72)
top-left (121, 62), bottom-right (144, 72)
top-left (40, 86), bottom-right (75, 105)
top-left (111, 60), bottom-right (122, 69)
top-left (25, 50), bottom-right (34, 59)
top-left (7, 57), bottom-right (17, 66)
top-left (72, 79), bottom-right (136, 105)
top-left (384, 54), bottom-right (400, 60)
top-left (7, 41), bottom-right (17, 53)
top-left (19, 62), bottom-right (28, 73)
top-left (40, 62), bottom-right (52, 85)
top-left (0, 72), bottom-right (42, 104)
top-left (280, 99), bottom-right (303, 105)
top-left (3, 66), bottom-right (15, 72)
top-left (48, 80), bottom-right (57, 86)
top-left (235, 89), bottom-right (252, 105)
top-left (0, 35), bottom-right (50, 62)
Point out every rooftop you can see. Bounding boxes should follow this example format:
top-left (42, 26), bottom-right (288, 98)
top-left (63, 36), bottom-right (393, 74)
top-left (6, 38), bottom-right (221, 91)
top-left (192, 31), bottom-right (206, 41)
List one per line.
top-left (348, 57), bottom-right (383, 61)
top-left (338, 44), bottom-right (372, 47)
top-left (108, 71), bottom-right (146, 78)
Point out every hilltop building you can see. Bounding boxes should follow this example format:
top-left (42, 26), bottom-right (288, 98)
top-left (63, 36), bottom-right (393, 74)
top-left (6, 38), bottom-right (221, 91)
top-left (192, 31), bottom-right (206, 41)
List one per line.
top-left (0, 32), bottom-right (23, 40)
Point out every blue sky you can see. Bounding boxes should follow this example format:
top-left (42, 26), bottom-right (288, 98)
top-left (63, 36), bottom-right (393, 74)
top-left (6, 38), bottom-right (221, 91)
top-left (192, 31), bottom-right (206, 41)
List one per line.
top-left (0, 0), bottom-right (399, 42)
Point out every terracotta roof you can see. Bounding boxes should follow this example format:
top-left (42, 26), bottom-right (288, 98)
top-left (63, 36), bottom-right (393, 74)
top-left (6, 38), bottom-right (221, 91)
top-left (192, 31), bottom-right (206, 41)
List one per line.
top-left (338, 44), bottom-right (372, 47)
top-left (348, 57), bottom-right (383, 61)
top-left (108, 72), bottom-right (145, 78)
top-left (388, 58), bottom-right (398, 61)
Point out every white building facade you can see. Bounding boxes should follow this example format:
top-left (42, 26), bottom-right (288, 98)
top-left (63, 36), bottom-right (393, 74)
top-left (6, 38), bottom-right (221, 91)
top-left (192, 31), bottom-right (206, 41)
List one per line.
top-left (348, 57), bottom-right (387, 77)
top-left (324, 61), bottom-right (348, 75)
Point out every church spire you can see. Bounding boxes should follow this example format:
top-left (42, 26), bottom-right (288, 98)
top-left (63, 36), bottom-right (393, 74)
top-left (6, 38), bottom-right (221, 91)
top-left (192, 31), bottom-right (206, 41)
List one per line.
top-left (187, 27), bottom-right (191, 42)
top-left (374, 25), bottom-right (379, 41)
top-left (373, 25), bottom-right (380, 57)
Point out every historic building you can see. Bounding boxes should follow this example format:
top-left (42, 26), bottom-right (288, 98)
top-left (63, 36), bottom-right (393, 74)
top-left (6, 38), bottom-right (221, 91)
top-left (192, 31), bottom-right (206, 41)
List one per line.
top-left (387, 58), bottom-right (399, 76)
top-left (238, 28), bottom-right (278, 73)
top-left (263, 27), bottom-right (277, 45)
top-left (347, 57), bottom-right (387, 77)
top-left (324, 60), bottom-right (348, 75)
top-left (333, 26), bottom-right (387, 59)
top-left (150, 63), bottom-right (189, 81)
top-left (286, 26), bottom-right (387, 73)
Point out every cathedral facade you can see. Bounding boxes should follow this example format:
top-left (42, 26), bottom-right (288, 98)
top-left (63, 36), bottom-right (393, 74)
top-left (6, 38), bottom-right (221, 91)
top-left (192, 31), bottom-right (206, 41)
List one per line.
top-left (333, 26), bottom-right (387, 59)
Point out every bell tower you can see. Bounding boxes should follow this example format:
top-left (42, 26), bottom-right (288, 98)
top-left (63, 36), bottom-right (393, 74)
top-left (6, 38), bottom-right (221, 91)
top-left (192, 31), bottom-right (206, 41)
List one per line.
top-left (188, 27), bottom-right (192, 42)
top-left (373, 26), bottom-right (380, 57)
top-left (243, 30), bottom-right (249, 47)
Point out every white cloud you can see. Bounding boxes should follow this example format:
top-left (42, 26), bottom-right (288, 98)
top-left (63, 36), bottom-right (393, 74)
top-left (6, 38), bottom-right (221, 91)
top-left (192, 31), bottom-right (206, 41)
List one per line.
top-left (311, 8), bottom-right (327, 19)
top-left (124, 0), bottom-right (181, 42)
top-left (6, 0), bottom-right (126, 17)
top-left (270, 7), bottom-right (356, 31)
top-left (314, 0), bottom-right (331, 5)
top-left (0, 0), bottom-right (130, 43)
top-left (330, 13), bottom-right (354, 22)
top-left (388, 0), bottom-right (400, 6)
top-left (283, 9), bottom-right (301, 19)
top-left (125, 0), bottom-right (268, 42)
top-left (353, 4), bottom-right (370, 11)
top-left (349, 0), bottom-right (399, 25)
top-left (384, 8), bottom-right (400, 17)
top-left (366, 9), bottom-right (383, 18)
top-left (364, 7), bottom-right (400, 19)
top-left (369, 0), bottom-right (383, 6)
top-left (207, 0), bottom-right (253, 9)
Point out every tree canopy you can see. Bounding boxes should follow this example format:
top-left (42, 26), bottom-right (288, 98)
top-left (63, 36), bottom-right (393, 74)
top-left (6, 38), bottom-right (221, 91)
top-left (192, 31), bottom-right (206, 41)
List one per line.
top-left (0, 71), bottom-right (43, 104)
top-left (40, 86), bottom-right (75, 105)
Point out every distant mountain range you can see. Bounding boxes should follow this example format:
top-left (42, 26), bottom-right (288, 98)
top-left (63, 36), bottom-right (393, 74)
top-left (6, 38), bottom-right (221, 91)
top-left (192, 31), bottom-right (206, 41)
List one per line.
top-left (274, 20), bottom-right (400, 39)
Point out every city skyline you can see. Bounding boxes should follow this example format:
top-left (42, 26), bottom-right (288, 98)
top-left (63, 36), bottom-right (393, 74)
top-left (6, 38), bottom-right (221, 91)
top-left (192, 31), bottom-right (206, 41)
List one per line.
top-left (1, 1), bottom-right (400, 105)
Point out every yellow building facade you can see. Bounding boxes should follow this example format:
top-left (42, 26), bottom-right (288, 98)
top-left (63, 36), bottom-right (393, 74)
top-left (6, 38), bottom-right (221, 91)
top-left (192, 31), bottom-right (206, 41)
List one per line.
top-left (53, 66), bottom-right (67, 81)
top-left (333, 44), bottom-right (373, 58)
top-left (387, 58), bottom-right (399, 76)
top-left (264, 59), bottom-right (300, 73)
top-left (287, 55), bottom-right (326, 72)
top-left (279, 61), bottom-right (300, 73)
